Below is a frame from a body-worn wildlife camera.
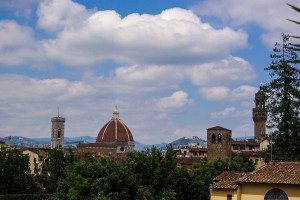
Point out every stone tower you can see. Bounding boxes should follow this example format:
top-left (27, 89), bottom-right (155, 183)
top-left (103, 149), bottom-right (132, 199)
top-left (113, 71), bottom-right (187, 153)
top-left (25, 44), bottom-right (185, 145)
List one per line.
top-left (252, 89), bottom-right (267, 142)
top-left (51, 110), bottom-right (65, 149)
top-left (207, 126), bottom-right (232, 162)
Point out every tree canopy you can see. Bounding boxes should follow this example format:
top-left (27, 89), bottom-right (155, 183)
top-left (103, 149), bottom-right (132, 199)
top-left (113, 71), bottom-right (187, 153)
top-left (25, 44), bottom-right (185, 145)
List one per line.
top-left (262, 34), bottom-right (300, 160)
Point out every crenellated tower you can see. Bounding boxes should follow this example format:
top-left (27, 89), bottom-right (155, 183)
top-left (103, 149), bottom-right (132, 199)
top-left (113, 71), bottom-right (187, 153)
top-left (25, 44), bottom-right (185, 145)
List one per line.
top-left (252, 89), bottom-right (267, 142)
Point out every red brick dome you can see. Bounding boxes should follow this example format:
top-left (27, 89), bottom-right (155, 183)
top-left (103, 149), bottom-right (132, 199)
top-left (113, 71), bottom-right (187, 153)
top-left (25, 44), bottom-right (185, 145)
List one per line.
top-left (96, 106), bottom-right (134, 143)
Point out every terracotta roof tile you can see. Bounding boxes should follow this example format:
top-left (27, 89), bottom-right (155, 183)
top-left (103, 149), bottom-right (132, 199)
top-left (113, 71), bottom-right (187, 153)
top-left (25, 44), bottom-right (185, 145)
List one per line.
top-left (238, 161), bottom-right (300, 185)
top-left (211, 171), bottom-right (249, 189)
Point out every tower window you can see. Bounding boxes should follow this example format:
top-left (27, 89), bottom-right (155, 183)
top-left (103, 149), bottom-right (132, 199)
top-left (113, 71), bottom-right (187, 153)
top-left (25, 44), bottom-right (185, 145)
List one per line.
top-left (218, 133), bottom-right (222, 144)
top-left (58, 129), bottom-right (61, 138)
top-left (212, 133), bottom-right (216, 144)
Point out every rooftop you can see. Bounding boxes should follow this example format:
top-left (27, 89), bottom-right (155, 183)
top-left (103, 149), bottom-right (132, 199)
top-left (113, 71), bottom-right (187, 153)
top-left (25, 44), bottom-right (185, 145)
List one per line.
top-left (211, 171), bottom-right (249, 189)
top-left (238, 161), bottom-right (300, 185)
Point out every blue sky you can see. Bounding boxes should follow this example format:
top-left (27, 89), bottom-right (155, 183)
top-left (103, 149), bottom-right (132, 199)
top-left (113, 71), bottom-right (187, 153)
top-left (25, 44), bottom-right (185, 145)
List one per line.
top-left (0, 0), bottom-right (299, 144)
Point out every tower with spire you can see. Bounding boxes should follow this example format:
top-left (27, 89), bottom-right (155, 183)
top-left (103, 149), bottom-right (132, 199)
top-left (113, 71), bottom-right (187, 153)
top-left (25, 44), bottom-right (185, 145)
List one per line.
top-left (252, 89), bottom-right (267, 141)
top-left (51, 108), bottom-right (65, 149)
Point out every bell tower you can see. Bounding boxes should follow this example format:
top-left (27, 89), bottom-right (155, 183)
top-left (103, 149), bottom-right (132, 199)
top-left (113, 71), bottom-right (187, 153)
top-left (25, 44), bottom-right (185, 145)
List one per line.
top-left (51, 109), bottom-right (65, 149)
top-left (252, 89), bottom-right (267, 142)
top-left (207, 126), bottom-right (232, 162)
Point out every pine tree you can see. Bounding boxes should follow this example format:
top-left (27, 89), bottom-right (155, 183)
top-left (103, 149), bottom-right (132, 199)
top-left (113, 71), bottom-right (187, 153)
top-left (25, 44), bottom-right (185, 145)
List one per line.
top-left (262, 34), bottom-right (300, 160)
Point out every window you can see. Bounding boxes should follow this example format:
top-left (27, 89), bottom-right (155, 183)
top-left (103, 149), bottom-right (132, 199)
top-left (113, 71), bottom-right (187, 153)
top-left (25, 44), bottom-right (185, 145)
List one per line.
top-left (264, 188), bottom-right (288, 200)
top-left (227, 194), bottom-right (232, 200)
top-left (212, 133), bottom-right (216, 144)
top-left (34, 157), bottom-right (37, 164)
top-left (233, 145), bottom-right (238, 150)
top-left (218, 133), bottom-right (222, 144)
top-left (57, 129), bottom-right (61, 138)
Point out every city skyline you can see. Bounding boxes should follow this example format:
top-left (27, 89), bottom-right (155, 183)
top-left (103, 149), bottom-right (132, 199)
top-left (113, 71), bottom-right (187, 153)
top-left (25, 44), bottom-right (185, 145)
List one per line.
top-left (0, 0), bottom-right (299, 144)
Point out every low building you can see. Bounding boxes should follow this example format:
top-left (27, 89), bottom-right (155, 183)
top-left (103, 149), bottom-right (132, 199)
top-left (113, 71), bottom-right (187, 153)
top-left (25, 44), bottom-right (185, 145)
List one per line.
top-left (21, 148), bottom-right (52, 174)
top-left (210, 161), bottom-right (300, 200)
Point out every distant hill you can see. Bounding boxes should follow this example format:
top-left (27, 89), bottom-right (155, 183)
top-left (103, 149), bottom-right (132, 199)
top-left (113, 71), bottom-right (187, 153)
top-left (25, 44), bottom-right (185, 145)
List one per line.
top-left (170, 136), bottom-right (207, 148)
top-left (0, 135), bottom-right (206, 150)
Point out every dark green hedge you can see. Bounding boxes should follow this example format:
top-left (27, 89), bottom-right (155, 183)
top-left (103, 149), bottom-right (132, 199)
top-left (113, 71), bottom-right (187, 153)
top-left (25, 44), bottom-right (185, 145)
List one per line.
top-left (0, 194), bottom-right (55, 200)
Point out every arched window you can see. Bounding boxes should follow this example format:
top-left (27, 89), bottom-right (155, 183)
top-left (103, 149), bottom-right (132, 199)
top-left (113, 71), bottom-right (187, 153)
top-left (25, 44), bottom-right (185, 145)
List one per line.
top-left (218, 133), bottom-right (222, 144)
top-left (264, 188), bottom-right (288, 200)
top-left (212, 133), bottom-right (216, 144)
top-left (57, 129), bottom-right (61, 138)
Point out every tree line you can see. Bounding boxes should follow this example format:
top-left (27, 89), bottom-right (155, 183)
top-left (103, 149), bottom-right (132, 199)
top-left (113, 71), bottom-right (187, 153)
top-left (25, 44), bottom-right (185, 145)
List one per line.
top-left (0, 146), bottom-right (255, 200)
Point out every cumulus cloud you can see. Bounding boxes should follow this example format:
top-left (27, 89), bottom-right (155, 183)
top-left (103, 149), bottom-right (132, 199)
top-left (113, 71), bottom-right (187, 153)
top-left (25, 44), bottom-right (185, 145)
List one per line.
top-left (0, 74), bottom-right (97, 101)
top-left (210, 107), bottom-right (251, 119)
top-left (115, 64), bottom-right (184, 89)
top-left (42, 6), bottom-right (247, 66)
top-left (156, 90), bottom-right (194, 111)
top-left (193, 0), bottom-right (299, 47)
top-left (200, 85), bottom-right (257, 101)
top-left (37, 0), bottom-right (92, 33)
top-left (210, 107), bottom-right (236, 118)
top-left (189, 56), bottom-right (256, 86)
top-left (0, 21), bottom-right (44, 66)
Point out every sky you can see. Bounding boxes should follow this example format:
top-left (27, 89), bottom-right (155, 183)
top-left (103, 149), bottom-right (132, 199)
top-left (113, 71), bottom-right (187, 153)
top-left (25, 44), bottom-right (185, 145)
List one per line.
top-left (0, 0), bottom-right (300, 144)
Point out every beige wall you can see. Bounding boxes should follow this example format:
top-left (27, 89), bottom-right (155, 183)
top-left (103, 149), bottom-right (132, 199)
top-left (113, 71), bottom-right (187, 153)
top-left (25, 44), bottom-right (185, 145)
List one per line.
top-left (22, 150), bottom-right (42, 174)
top-left (210, 189), bottom-right (238, 200)
top-left (240, 183), bottom-right (300, 200)
top-left (211, 183), bottom-right (300, 200)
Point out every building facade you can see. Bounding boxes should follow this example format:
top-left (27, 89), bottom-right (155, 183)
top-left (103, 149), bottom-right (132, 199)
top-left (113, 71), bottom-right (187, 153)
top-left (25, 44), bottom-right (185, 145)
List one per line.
top-left (210, 161), bottom-right (300, 200)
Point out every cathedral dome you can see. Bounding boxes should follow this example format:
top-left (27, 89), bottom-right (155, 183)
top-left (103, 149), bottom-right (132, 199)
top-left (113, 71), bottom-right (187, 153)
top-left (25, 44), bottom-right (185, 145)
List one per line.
top-left (96, 106), bottom-right (134, 143)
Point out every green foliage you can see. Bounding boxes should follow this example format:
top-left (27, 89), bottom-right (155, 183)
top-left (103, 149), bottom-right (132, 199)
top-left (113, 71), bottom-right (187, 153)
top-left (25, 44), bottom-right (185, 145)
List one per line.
top-left (0, 149), bottom-right (37, 194)
top-left (56, 157), bottom-right (134, 200)
top-left (262, 34), bottom-right (300, 160)
top-left (54, 146), bottom-right (254, 200)
top-left (0, 193), bottom-right (54, 200)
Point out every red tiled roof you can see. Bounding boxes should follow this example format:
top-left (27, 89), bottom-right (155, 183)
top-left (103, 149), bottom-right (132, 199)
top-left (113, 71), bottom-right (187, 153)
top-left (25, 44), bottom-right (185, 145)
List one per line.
top-left (238, 161), bottom-right (300, 185)
top-left (211, 171), bottom-right (249, 189)
top-left (231, 139), bottom-right (259, 146)
top-left (207, 126), bottom-right (231, 131)
top-left (188, 147), bottom-right (207, 152)
top-left (232, 150), bottom-right (257, 156)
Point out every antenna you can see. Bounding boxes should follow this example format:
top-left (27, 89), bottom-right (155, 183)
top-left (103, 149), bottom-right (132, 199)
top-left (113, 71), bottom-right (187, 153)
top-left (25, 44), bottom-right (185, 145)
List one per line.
top-left (58, 107), bottom-right (60, 117)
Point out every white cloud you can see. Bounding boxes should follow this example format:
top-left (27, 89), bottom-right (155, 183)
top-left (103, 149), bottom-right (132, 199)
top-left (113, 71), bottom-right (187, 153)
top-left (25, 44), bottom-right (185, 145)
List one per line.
top-left (0, 74), bottom-right (97, 101)
top-left (0, 21), bottom-right (44, 66)
top-left (189, 56), bottom-right (255, 86)
top-left (200, 85), bottom-right (258, 101)
top-left (115, 64), bottom-right (184, 89)
top-left (210, 107), bottom-right (251, 119)
top-left (211, 107), bottom-right (236, 118)
top-left (199, 86), bottom-right (230, 101)
top-left (42, 7), bottom-right (247, 66)
top-left (156, 90), bottom-right (194, 111)
top-left (193, 0), bottom-right (299, 47)
top-left (37, 0), bottom-right (92, 33)
top-left (230, 85), bottom-right (257, 101)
